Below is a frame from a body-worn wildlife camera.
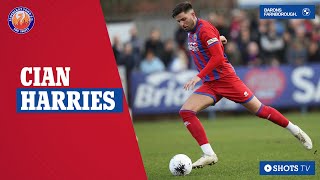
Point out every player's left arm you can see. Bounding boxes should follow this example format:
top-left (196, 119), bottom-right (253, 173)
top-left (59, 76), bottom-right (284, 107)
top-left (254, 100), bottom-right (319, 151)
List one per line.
top-left (196, 28), bottom-right (226, 79)
top-left (220, 35), bottom-right (227, 44)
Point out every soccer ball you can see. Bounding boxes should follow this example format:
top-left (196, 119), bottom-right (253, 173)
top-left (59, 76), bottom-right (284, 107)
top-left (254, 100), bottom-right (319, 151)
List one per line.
top-left (169, 154), bottom-right (192, 176)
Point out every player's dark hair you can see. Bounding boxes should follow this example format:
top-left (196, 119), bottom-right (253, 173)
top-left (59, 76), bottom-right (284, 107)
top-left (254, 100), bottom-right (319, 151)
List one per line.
top-left (172, 2), bottom-right (193, 18)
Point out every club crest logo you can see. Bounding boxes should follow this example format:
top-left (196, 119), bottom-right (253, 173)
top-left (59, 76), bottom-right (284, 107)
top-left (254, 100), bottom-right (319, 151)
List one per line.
top-left (8, 6), bottom-right (35, 34)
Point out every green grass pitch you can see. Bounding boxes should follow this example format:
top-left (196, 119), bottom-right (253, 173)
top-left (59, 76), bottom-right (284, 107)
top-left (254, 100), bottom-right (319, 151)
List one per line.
top-left (134, 112), bottom-right (320, 179)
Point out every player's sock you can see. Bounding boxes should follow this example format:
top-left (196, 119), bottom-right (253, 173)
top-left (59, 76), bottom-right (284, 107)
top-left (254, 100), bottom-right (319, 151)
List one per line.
top-left (286, 121), bottom-right (300, 135)
top-left (200, 143), bottom-right (215, 156)
top-left (255, 104), bottom-right (289, 127)
top-left (179, 110), bottom-right (209, 146)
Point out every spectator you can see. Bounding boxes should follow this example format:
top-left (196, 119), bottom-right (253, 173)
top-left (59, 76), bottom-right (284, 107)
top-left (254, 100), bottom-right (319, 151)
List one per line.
top-left (118, 42), bottom-right (136, 107)
top-left (248, 12), bottom-right (260, 42)
top-left (161, 39), bottom-right (175, 68)
top-left (286, 39), bottom-right (308, 66)
top-left (237, 27), bottom-right (251, 62)
top-left (246, 41), bottom-right (261, 67)
top-left (140, 49), bottom-right (165, 74)
top-left (287, 19), bottom-right (304, 35)
top-left (229, 9), bottom-right (246, 41)
top-left (207, 12), bottom-right (217, 25)
top-left (225, 41), bottom-right (242, 66)
top-left (308, 41), bottom-right (320, 63)
top-left (274, 20), bottom-right (286, 36)
top-left (303, 19), bottom-right (313, 36)
top-left (260, 20), bottom-right (285, 61)
top-left (129, 25), bottom-right (142, 67)
top-left (208, 13), bottom-right (229, 39)
top-left (266, 56), bottom-right (281, 67)
top-left (257, 19), bottom-right (268, 47)
top-left (283, 30), bottom-right (292, 45)
top-left (112, 35), bottom-right (122, 64)
top-left (169, 50), bottom-right (189, 72)
top-left (311, 27), bottom-right (320, 42)
top-left (119, 42), bottom-right (137, 78)
top-left (295, 25), bottom-right (309, 45)
top-left (175, 25), bottom-right (188, 50)
top-left (145, 28), bottom-right (164, 58)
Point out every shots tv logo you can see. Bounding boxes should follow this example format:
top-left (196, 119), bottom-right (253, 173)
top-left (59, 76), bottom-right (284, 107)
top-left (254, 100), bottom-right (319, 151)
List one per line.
top-left (260, 161), bottom-right (315, 175)
top-left (8, 6), bottom-right (35, 34)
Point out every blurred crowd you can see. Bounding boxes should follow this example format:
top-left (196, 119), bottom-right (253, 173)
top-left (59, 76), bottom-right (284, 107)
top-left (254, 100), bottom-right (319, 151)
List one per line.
top-left (112, 25), bottom-right (189, 79)
top-left (112, 8), bottom-right (320, 78)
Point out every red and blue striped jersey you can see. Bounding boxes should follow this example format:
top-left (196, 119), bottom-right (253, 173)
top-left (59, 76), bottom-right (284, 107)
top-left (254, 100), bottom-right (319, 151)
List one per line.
top-left (188, 18), bottom-right (235, 82)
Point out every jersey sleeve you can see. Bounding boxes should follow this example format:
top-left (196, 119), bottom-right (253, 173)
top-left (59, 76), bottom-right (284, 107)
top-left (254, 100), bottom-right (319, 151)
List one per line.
top-left (197, 27), bottom-right (225, 79)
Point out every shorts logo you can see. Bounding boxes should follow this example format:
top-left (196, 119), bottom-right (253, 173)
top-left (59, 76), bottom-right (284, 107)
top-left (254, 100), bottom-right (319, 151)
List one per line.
top-left (244, 91), bottom-right (249, 97)
top-left (184, 121), bottom-right (191, 126)
top-left (8, 6), bottom-right (35, 34)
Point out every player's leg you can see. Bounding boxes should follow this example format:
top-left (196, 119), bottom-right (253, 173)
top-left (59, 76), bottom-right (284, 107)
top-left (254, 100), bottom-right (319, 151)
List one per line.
top-left (217, 74), bottom-right (312, 150)
top-left (179, 85), bottom-right (220, 168)
top-left (242, 96), bottom-right (289, 127)
top-left (180, 94), bottom-right (215, 154)
top-left (242, 96), bottom-right (312, 150)
top-left (180, 93), bottom-right (218, 168)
